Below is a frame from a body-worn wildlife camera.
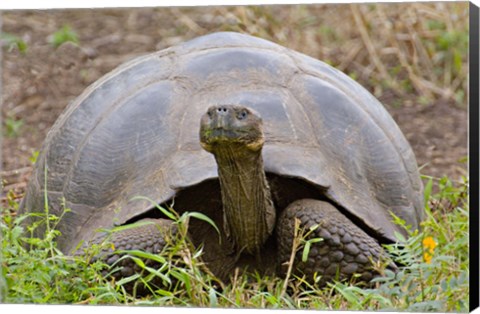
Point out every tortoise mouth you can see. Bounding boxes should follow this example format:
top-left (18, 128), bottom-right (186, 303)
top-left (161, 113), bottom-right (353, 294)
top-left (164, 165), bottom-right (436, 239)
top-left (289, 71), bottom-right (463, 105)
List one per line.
top-left (206, 127), bottom-right (245, 142)
top-left (200, 127), bottom-right (265, 154)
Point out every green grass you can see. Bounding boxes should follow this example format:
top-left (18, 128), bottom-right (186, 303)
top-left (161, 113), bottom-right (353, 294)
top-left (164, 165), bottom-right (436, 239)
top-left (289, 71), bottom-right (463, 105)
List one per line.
top-left (0, 176), bottom-right (469, 310)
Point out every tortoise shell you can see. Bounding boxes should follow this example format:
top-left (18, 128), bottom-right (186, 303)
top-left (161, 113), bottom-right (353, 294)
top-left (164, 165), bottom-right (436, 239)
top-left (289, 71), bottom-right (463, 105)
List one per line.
top-left (20, 32), bottom-right (424, 253)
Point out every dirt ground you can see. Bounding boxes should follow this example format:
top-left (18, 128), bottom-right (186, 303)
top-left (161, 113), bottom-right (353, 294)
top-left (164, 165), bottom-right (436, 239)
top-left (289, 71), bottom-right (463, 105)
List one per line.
top-left (0, 5), bottom-right (469, 204)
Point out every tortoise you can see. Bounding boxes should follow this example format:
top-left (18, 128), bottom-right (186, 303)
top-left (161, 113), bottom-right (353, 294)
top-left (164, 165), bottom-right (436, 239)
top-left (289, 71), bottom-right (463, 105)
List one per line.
top-left (19, 32), bottom-right (424, 286)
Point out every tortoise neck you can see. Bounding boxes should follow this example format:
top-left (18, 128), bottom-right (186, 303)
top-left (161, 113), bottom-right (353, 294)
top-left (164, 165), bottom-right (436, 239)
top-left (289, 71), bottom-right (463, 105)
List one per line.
top-left (214, 146), bottom-right (276, 255)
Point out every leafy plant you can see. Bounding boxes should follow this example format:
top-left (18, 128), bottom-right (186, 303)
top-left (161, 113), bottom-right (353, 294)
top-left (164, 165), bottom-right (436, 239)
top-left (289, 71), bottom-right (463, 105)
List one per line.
top-left (4, 116), bottom-right (24, 138)
top-left (29, 151), bottom-right (40, 165)
top-left (49, 25), bottom-right (79, 48)
top-left (0, 32), bottom-right (27, 54)
top-left (332, 176), bottom-right (469, 312)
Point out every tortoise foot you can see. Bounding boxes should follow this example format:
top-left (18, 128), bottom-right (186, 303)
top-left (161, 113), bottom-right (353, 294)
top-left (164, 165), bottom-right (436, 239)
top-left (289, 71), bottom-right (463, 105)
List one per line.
top-left (80, 218), bottom-right (176, 288)
top-left (277, 199), bottom-right (389, 285)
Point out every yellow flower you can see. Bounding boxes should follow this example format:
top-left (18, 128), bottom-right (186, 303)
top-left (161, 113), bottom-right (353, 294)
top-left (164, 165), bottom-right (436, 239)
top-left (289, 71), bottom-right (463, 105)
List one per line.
top-left (423, 236), bottom-right (437, 253)
top-left (422, 236), bottom-right (437, 264)
top-left (423, 252), bottom-right (433, 264)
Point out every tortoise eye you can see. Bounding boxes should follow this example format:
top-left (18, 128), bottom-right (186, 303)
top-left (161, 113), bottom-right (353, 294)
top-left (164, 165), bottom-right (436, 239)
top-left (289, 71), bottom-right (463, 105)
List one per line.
top-left (237, 110), bottom-right (248, 120)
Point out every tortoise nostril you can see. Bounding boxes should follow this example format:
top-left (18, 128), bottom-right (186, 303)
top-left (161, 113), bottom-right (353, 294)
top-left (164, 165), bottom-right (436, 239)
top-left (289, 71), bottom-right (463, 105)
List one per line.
top-left (216, 106), bottom-right (229, 115)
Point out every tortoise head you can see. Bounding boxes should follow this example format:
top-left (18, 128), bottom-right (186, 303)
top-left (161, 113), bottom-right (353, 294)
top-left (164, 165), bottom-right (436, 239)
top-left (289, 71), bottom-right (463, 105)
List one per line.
top-left (200, 105), bottom-right (265, 154)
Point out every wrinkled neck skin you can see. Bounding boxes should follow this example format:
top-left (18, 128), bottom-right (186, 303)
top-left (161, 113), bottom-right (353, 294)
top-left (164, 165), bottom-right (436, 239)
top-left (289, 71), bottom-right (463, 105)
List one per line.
top-left (213, 145), bottom-right (276, 256)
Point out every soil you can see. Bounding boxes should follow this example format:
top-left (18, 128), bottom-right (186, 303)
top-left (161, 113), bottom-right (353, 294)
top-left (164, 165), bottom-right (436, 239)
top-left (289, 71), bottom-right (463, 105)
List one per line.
top-left (0, 7), bottom-right (468, 205)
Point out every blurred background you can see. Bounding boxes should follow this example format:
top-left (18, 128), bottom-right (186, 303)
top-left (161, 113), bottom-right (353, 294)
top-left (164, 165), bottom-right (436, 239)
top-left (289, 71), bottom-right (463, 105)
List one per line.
top-left (0, 3), bottom-right (469, 204)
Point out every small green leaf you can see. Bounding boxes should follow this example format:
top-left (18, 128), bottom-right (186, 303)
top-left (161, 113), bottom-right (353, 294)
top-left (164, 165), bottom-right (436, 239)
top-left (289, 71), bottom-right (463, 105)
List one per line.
top-left (449, 276), bottom-right (457, 288)
top-left (108, 219), bottom-right (156, 233)
top-left (29, 151), bottom-right (40, 164)
top-left (184, 211), bottom-right (220, 235)
top-left (130, 195), bottom-right (177, 220)
top-left (302, 237), bottom-right (323, 262)
top-left (49, 25), bottom-right (79, 48)
top-left (171, 268), bottom-right (191, 291)
top-left (0, 32), bottom-right (27, 54)
top-left (453, 50), bottom-right (463, 73)
top-left (4, 117), bottom-right (24, 138)
top-left (116, 273), bottom-right (141, 286)
top-left (457, 156), bottom-right (468, 164)
top-left (116, 250), bottom-right (167, 264)
top-left (143, 266), bottom-right (171, 285)
top-left (424, 178), bottom-right (433, 208)
top-left (393, 231), bottom-right (407, 243)
top-left (334, 284), bottom-right (361, 306)
top-left (209, 287), bottom-right (218, 307)
top-left (308, 224), bottom-right (319, 232)
top-left (302, 241), bottom-right (312, 262)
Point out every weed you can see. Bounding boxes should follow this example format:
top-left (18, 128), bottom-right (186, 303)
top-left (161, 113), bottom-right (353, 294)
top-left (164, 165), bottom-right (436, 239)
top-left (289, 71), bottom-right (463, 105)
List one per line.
top-left (331, 176), bottom-right (469, 312)
top-left (49, 25), bottom-right (79, 48)
top-left (0, 175), bottom-right (469, 310)
top-left (0, 32), bottom-right (27, 54)
top-left (28, 151), bottom-right (40, 165)
top-left (4, 116), bottom-right (24, 138)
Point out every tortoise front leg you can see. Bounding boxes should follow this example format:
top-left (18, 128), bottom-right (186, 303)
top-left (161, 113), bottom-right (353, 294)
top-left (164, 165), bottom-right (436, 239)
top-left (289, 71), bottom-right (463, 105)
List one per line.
top-left (276, 199), bottom-right (389, 286)
top-left (78, 218), bottom-right (176, 282)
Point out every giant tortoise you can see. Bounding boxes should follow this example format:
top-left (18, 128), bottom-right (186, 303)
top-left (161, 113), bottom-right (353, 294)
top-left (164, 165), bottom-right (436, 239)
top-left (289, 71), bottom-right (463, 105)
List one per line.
top-left (19, 32), bottom-right (424, 285)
